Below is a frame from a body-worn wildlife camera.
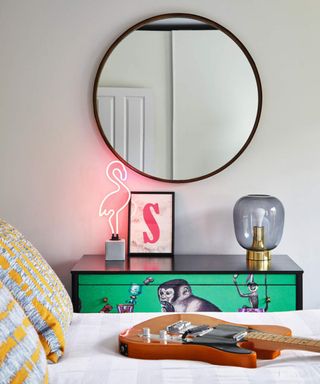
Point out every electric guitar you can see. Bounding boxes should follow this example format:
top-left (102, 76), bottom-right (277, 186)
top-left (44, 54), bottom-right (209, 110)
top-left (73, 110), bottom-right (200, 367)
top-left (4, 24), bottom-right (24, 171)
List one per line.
top-left (119, 314), bottom-right (320, 368)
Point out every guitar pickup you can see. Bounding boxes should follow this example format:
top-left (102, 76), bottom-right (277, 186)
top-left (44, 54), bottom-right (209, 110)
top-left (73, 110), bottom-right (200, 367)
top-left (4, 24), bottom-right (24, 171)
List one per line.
top-left (211, 324), bottom-right (249, 338)
top-left (233, 331), bottom-right (248, 342)
top-left (182, 325), bottom-right (212, 339)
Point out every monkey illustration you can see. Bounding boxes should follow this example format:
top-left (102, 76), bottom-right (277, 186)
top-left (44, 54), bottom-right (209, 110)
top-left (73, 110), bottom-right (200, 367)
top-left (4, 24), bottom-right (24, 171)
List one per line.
top-left (157, 279), bottom-right (221, 312)
top-left (233, 274), bottom-right (259, 308)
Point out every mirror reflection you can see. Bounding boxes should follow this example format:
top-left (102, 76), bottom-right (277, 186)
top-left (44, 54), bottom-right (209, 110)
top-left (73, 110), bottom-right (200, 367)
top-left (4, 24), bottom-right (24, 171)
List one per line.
top-left (95, 16), bottom-right (261, 181)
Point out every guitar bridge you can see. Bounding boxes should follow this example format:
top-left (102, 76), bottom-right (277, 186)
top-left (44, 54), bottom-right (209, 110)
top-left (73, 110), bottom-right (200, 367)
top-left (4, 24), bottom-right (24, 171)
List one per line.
top-left (166, 321), bottom-right (192, 334)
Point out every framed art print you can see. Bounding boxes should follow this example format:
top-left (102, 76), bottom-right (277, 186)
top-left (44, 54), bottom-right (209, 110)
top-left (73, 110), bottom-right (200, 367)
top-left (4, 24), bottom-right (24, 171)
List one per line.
top-left (128, 192), bottom-right (174, 256)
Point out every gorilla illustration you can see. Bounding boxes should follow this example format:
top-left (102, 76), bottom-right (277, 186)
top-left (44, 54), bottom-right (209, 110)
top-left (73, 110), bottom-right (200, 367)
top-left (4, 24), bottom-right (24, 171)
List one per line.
top-left (157, 279), bottom-right (221, 312)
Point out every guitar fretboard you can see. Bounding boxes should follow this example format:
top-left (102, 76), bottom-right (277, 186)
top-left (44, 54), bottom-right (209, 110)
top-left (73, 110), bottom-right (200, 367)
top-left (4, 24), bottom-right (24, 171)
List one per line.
top-left (247, 331), bottom-right (320, 352)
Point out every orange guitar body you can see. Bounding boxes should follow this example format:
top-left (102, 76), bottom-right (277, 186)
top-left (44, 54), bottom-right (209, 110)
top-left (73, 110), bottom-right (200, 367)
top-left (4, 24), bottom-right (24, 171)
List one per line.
top-left (119, 314), bottom-right (292, 368)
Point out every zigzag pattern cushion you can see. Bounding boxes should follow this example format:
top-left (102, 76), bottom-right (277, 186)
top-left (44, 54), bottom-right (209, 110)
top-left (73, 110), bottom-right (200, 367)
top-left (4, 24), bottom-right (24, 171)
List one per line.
top-left (0, 218), bottom-right (73, 362)
top-left (0, 281), bottom-right (48, 383)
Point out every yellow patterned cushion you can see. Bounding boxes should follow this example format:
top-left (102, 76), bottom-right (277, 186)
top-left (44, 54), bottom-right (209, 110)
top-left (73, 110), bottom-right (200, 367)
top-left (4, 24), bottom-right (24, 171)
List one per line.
top-left (0, 219), bottom-right (73, 362)
top-left (0, 281), bottom-right (48, 383)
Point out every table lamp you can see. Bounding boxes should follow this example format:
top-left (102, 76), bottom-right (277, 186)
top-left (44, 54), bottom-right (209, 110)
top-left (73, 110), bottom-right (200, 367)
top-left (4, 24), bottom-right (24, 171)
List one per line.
top-left (233, 195), bottom-right (284, 269)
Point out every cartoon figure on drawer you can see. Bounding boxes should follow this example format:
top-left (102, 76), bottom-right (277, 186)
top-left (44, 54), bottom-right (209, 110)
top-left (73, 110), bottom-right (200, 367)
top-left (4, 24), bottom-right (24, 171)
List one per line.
top-left (157, 279), bottom-right (221, 312)
top-left (127, 283), bottom-right (142, 305)
top-left (99, 297), bottom-right (113, 313)
top-left (117, 276), bottom-right (154, 313)
top-left (233, 274), bottom-right (265, 312)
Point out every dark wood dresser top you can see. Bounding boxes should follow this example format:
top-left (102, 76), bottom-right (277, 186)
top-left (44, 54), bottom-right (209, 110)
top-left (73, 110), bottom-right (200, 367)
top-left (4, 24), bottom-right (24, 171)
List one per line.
top-left (71, 254), bottom-right (303, 275)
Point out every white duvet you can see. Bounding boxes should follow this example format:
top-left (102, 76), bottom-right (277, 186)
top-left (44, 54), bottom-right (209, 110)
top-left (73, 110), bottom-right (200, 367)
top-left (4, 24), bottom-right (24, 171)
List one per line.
top-left (48, 310), bottom-right (320, 383)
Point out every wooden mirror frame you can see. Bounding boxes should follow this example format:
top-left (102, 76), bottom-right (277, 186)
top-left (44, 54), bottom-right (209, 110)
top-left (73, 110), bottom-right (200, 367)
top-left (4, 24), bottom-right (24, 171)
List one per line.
top-left (93, 13), bottom-right (263, 183)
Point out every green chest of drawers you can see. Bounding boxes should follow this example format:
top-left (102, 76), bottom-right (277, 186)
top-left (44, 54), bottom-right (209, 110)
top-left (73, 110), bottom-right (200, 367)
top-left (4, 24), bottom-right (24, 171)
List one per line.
top-left (71, 254), bottom-right (303, 313)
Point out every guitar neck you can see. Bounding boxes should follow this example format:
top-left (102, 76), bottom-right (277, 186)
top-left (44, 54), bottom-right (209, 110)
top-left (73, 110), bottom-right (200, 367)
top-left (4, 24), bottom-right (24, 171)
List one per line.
top-left (247, 331), bottom-right (320, 353)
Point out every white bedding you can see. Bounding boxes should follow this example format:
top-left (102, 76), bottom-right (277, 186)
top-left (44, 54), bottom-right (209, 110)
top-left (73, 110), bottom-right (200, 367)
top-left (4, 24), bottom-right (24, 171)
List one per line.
top-left (48, 310), bottom-right (320, 383)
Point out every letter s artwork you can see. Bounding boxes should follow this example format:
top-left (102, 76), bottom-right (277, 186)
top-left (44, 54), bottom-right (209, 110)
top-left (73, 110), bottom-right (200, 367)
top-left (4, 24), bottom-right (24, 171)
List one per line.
top-left (143, 203), bottom-right (160, 244)
top-left (129, 193), bottom-right (173, 254)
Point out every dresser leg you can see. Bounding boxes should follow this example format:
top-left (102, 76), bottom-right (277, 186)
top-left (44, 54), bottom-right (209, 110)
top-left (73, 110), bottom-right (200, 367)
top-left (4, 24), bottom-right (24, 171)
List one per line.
top-left (296, 273), bottom-right (303, 310)
top-left (71, 273), bottom-right (81, 313)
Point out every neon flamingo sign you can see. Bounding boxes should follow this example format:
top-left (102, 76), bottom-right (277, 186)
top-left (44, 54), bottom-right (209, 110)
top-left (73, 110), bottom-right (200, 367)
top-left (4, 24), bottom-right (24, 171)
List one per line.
top-left (99, 160), bottom-right (131, 239)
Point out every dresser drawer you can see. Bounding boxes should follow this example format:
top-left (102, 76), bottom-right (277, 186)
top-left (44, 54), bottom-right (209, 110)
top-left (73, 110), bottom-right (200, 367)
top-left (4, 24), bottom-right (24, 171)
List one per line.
top-left (72, 255), bottom-right (303, 313)
top-left (78, 279), bottom-right (296, 313)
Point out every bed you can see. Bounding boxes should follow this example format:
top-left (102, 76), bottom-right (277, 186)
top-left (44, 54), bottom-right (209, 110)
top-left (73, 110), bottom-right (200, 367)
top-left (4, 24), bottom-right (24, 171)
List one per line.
top-left (2, 220), bottom-right (317, 383)
top-left (48, 310), bottom-right (320, 384)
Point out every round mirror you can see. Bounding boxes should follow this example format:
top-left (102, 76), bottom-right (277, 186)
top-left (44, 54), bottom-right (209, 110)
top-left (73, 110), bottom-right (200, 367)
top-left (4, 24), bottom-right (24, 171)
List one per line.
top-left (93, 13), bottom-right (262, 182)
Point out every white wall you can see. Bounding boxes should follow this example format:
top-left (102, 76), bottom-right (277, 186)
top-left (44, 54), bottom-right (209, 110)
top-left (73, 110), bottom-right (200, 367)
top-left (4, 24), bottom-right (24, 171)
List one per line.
top-left (173, 29), bottom-right (258, 179)
top-left (0, 0), bottom-right (320, 309)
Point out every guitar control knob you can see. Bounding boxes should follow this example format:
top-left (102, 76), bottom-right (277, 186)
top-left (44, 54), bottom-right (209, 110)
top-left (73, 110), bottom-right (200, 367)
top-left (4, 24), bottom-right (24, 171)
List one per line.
top-left (143, 328), bottom-right (150, 338)
top-left (159, 330), bottom-right (167, 340)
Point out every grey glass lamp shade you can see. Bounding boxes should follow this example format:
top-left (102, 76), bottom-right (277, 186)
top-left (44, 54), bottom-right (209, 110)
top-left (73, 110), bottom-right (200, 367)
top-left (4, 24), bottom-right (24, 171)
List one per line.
top-left (233, 195), bottom-right (284, 266)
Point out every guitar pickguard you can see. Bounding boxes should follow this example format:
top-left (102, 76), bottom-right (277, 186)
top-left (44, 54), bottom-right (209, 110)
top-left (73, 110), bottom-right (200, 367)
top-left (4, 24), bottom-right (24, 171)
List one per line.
top-left (187, 335), bottom-right (253, 354)
top-left (183, 325), bottom-right (254, 355)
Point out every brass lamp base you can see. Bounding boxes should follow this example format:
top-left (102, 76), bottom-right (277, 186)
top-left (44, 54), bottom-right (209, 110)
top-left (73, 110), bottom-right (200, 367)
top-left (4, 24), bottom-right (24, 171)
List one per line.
top-left (247, 250), bottom-right (271, 270)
